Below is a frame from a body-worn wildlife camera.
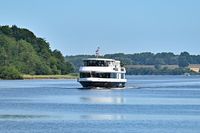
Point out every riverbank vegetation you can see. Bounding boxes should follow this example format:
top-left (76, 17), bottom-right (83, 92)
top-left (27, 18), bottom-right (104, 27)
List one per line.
top-left (66, 52), bottom-right (200, 75)
top-left (126, 66), bottom-right (193, 75)
top-left (0, 25), bottom-right (74, 79)
top-left (22, 73), bottom-right (78, 79)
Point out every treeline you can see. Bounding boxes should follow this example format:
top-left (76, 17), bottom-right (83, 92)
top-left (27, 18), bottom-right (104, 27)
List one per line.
top-left (104, 52), bottom-right (200, 67)
top-left (0, 25), bottom-right (73, 79)
top-left (65, 55), bottom-right (96, 72)
top-left (65, 52), bottom-right (200, 75)
top-left (126, 67), bottom-right (192, 75)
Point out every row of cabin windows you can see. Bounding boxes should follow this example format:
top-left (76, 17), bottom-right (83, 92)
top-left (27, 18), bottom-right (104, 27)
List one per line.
top-left (80, 72), bottom-right (125, 79)
top-left (84, 60), bottom-right (111, 67)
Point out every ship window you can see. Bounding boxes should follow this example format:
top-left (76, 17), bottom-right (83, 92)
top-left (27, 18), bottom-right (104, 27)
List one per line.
top-left (91, 73), bottom-right (111, 78)
top-left (80, 72), bottom-right (91, 78)
top-left (83, 60), bottom-right (109, 67)
top-left (110, 73), bottom-right (117, 78)
top-left (81, 72), bottom-right (118, 78)
top-left (121, 74), bottom-right (125, 79)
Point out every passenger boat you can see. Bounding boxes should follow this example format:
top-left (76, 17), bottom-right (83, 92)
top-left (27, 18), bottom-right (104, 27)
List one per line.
top-left (77, 56), bottom-right (127, 88)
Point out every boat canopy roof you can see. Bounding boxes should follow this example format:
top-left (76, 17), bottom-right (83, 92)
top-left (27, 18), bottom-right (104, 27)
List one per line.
top-left (83, 58), bottom-right (117, 62)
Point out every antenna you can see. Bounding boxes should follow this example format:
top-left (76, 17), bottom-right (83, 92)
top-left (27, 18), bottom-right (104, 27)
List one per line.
top-left (95, 47), bottom-right (100, 58)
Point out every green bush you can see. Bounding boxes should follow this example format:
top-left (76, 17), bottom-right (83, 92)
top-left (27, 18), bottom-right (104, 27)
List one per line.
top-left (0, 66), bottom-right (22, 79)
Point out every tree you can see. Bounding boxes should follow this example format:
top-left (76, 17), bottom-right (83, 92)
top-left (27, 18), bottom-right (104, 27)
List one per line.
top-left (0, 47), bottom-right (7, 66)
top-left (0, 66), bottom-right (22, 79)
top-left (178, 52), bottom-right (190, 67)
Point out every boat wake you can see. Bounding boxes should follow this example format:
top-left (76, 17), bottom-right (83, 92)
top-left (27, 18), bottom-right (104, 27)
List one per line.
top-left (78, 85), bottom-right (140, 90)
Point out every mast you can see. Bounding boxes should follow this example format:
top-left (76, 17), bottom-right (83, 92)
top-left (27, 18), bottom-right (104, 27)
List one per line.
top-left (95, 47), bottom-right (100, 58)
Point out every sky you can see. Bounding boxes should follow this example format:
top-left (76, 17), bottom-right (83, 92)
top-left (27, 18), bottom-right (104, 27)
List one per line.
top-left (0, 0), bottom-right (200, 55)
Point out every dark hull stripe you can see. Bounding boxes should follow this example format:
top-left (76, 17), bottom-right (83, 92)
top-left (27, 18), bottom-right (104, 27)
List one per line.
top-left (79, 81), bottom-right (125, 88)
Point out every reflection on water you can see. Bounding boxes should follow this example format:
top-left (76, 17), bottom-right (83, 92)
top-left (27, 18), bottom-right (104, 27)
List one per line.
top-left (0, 114), bottom-right (49, 120)
top-left (1, 113), bottom-right (200, 121)
top-left (80, 97), bottom-right (125, 104)
top-left (80, 114), bottom-right (200, 121)
top-left (80, 114), bottom-right (125, 120)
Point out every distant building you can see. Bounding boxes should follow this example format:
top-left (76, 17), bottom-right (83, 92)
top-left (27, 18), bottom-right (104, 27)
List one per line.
top-left (189, 64), bottom-right (200, 73)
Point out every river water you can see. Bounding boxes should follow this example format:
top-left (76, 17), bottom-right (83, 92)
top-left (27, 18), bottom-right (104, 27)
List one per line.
top-left (0, 75), bottom-right (200, 133)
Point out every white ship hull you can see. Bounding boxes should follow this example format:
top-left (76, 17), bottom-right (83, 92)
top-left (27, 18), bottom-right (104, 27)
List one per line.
top-left (78, 78), bottom-right (127, 88)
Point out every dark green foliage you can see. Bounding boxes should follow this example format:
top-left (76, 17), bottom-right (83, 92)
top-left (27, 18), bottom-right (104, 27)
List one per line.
top-left (93, 52), bottom-right (179, 65)
top-left (0, 66), bottom-right (22, 79)
top-left (126, 67), bottom-right (191, 75)
top-left (154, 64), bottom-right (161, 69)
top-left (178, 56), bottom-right (189, 68)
top-left (178, 52), bottom-right (190, 67)
top-left (0, 25), bottom-right (74, 76)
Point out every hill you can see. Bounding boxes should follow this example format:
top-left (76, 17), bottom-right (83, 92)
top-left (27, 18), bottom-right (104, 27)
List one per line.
top-left (0, 25), bottom-right (74, 79)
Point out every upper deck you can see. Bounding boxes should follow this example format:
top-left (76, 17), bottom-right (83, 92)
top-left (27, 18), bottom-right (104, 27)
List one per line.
top-left (83, 58), bottom-right (120, 67)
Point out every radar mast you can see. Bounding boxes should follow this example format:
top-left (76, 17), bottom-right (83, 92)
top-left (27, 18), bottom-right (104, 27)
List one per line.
top-left (95, 47), bottom-right (100, 58)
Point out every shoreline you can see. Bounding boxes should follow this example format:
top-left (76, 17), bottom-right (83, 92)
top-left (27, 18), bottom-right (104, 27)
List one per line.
top-left (1, 74), bottom-right (199, 80)
top-left (22, 74), bottom-right (78, 80)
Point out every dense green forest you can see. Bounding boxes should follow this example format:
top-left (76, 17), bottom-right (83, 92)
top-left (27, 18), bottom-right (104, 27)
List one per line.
top-left (65, 52), bottom-right (200, 75)
top-left (0, 25), bottom-right (73, 79)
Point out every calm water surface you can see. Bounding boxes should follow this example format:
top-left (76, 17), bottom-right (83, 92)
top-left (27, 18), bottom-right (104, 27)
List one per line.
top-left (0, 75), bottom-right (200, 133)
